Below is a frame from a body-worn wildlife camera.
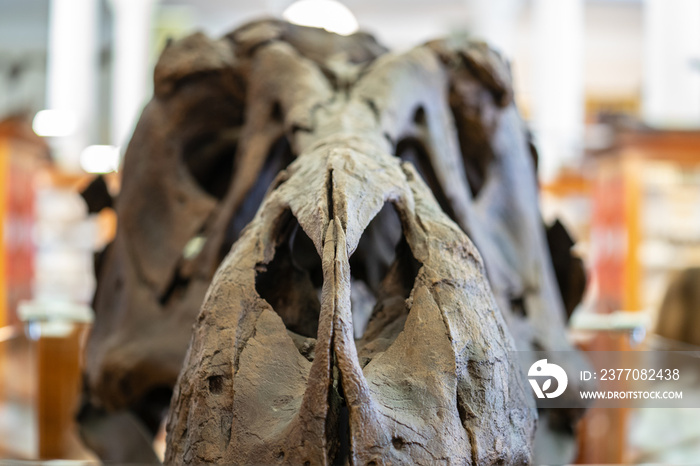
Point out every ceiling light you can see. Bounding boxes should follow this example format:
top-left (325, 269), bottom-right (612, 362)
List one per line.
top-left (80, 145), bottom-right (121, 174)
top-left (283, 0), bottom-right (359, 36)
top-left (32, 109), bottom-right (77, 137)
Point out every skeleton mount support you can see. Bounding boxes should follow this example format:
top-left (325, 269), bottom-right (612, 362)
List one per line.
top-left (83, 19), bottom-right (589, 465)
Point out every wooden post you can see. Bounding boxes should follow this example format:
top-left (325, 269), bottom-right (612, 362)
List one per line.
top-left (19, 301), bottom-right (93, 460)
top-left (0, 137), bottom-right (9, 416)
top-left (0, 137), bottom-right (8, 327)
top-left (36, 322), bottom-right (87, 459)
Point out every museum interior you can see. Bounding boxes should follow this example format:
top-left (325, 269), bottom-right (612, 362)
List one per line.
top-left (1, 0), bottom-right (700, 464)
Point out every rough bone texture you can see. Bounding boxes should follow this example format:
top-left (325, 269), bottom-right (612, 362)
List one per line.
top-left (164, 21), bottom-right (546, 465)
top-left (84, 19), bottom-right (589, 465)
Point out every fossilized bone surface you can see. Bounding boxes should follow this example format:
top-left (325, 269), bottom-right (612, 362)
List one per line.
top-left (164, 34), bottom-right (534, 466)
top-left (83, 19), bottom-right (589, 465)
top-left (82, 21), bottom-right (390, 443)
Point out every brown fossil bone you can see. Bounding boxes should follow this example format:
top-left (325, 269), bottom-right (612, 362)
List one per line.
top-left (163, 21), bottom-right (550, 465)
top-left (81, 21), bottom-right (390, 460)
top-left (82, 19), bottom-right (590, 465)
top-left (164, 56), bottom-right (534, 466)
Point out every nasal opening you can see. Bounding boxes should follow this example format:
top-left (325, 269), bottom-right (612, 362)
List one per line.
top-left (255, 211), bottom-right (322, 358)
top-left (349, 203), bottom-right (421, 366)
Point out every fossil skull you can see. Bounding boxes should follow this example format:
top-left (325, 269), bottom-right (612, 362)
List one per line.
top-left (83, 19), bottom-right (587, 465)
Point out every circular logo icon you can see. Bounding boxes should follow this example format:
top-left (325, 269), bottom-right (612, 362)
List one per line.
top-left (528, 359), bottom-right (568, 399)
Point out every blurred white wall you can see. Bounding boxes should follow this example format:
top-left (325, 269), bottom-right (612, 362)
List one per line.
top-left (643, 0), bottom-right (700, 129)
top-left (585, 1), bottom-right (643, 99)
top-left (110, 0), bottom-right (157, 148)
top-left (45, 0), bottom-right (99, 171)
top-left (530, 0), bottom-right (585, 181)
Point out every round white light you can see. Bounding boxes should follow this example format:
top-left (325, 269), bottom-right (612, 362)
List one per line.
top-left (283, 0), bottom-right (359, 36)
top-left (80, 145), bottom-right (121, 174)
top-left (32, 109), bottom-right (77, 137)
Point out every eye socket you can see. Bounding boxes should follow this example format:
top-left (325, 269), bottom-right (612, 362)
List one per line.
top-left (173, 71), bottom-right (245, 201)
top-left (395, 137), bottom-right (458, 222)
top-left (181, 132), bottom-right (236, 200)
top-left (220, 136), bottom-right (295, 263)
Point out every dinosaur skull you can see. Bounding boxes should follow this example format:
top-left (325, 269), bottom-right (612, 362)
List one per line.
top-left (83, 19), bottom-right (587, 465)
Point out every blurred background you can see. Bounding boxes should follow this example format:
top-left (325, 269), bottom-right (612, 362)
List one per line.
top-left (1, 0), bottom-right (699, 463)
